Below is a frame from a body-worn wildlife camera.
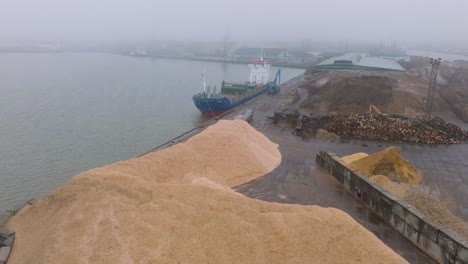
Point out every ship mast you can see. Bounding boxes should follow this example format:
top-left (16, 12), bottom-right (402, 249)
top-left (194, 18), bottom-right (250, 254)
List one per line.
top-left (202, 66), bottom-right (206, 93)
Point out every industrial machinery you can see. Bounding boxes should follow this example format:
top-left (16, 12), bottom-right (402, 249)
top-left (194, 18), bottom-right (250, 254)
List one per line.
top-left (369, 104), bottom-right (382, 113)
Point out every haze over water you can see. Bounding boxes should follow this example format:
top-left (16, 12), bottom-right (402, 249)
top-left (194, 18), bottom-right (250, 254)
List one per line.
top-left (0, 53), bottom-right (303, 211)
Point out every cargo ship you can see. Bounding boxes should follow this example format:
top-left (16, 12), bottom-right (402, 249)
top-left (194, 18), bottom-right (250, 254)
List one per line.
top-left (193, 57), bottom-right (281, 118)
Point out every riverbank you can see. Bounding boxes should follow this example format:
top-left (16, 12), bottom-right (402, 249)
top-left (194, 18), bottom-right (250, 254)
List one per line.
top-left (123, 53), bottom-right (308, 69)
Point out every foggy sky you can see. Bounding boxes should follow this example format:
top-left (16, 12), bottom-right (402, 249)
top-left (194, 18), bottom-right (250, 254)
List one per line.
top-left (1, 0), bottom-right (468, 46)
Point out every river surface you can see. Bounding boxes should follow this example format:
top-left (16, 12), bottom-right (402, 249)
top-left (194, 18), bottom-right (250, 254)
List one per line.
top-left (0, 53), bottom-right (303, 211)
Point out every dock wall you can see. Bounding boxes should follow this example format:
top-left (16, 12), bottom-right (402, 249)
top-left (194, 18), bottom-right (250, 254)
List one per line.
top-left (0, 198), bottom-right (36, 263)
top-left (316, 151), bottom-right (468, 264)
top-left (0, 214), bottom-right (15, 264)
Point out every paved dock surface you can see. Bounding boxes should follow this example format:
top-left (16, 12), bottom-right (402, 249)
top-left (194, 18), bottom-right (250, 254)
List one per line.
top-left (229, 77), bottom-right (468, 222)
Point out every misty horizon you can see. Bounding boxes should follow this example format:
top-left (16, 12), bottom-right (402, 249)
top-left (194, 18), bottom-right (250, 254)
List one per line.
top-left (1, 0), bottom-right (468, 49)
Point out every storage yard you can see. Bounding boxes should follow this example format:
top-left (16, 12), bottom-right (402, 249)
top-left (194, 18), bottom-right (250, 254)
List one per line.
top-left (2, 57), bottom-right (468, 264)
top-left (229, 62), bottom-right (468, 263)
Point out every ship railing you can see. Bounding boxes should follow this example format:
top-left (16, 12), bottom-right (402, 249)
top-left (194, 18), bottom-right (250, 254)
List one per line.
top-left (231, 88), bottom-right (256, 104)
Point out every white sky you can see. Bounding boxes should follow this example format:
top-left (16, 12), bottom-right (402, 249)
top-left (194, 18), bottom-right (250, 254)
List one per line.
top-left (1, 0), bottom-right (467, 46)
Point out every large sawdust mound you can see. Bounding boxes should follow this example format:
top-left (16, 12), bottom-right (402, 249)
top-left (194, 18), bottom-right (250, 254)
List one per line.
top-left (349, 147), bottom-right (422, 184)
top-left (5, 120), bottom-right (407, 264)
top-left (301, 75), bottom-right (394, 113)
top-left (300, 71), bottom-right (451, 115)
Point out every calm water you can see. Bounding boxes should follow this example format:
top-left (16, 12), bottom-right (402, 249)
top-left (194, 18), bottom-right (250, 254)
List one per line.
top-left (0, 53), bottom-right (303, 211)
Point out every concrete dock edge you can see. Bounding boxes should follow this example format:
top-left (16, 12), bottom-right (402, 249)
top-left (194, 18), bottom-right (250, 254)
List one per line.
top-left (0, 226), bottom-right (14, 264)
top-left (0, 199), bottom-right (34, 264)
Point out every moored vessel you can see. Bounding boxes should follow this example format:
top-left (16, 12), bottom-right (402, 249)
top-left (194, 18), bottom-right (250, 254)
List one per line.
top-left (192, 57), bottom-right (281, 118)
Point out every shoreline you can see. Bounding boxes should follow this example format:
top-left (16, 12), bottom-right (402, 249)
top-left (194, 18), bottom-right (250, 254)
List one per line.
top-left (122, 53), bottom-right (308, 69)
top-left (0, 50), bottom-right (308, 69)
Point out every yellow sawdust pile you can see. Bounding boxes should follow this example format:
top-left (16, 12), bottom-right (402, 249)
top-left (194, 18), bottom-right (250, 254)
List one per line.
top-left (340, 152), bottom-right (368, 164)
top-left (369, 175), bottom-right (410, 199)
top-left (369, 176), bottom-right (468, 239)
top-left (405, 192), bottom-right (468, 239)
top-left (342, 149), bottom-right (467, 239)
top-left (348, 147), bottom-right (422, 184)
top-left (5, 120), bottom-right (407, 264)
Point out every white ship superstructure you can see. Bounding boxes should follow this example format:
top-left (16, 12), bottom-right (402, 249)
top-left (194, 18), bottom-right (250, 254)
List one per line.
top-left (248, 53), bottom-right (271, 85)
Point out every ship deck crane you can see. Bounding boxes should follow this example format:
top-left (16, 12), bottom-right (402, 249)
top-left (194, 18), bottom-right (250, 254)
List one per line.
top-left (267, 69), bottom-right (282, 95)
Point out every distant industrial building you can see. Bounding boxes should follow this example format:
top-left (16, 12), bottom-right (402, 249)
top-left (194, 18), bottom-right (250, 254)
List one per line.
top-left (314, 54), bottom-right (406, 72)
top-left (232, 47), bottom-right (300, 63)
top-left (373, 54), bottom-right (410, 62)
top-left (369, 46), bottom-right (410, 62)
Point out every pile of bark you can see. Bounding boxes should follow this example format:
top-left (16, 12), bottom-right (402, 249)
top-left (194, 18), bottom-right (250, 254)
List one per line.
top-left (297, 113), bottom-right (468, 144)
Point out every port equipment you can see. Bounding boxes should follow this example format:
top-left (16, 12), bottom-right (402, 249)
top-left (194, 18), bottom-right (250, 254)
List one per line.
top-left (267, 69), bottom-right (281, 95)
top-left (369, 104), bottom-right (381, 113)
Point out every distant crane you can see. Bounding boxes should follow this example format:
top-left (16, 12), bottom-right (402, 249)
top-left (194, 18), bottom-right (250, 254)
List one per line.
top-left (424, 58), bottom-right (442, 118)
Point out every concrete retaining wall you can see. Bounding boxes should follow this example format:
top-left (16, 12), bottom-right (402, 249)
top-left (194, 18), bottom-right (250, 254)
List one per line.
top-left (317, 151), bottom-right (468, 264)
top-left (0, 199), bottom-right (32, 264)
top-left (0, 226), bottom-right (14, 264)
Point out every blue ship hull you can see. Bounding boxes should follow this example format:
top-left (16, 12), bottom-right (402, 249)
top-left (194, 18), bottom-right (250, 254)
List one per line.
top-left (193, 82), bottom-right (276, 118)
